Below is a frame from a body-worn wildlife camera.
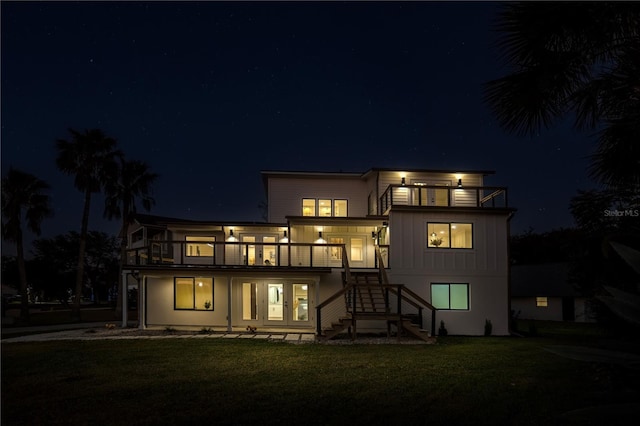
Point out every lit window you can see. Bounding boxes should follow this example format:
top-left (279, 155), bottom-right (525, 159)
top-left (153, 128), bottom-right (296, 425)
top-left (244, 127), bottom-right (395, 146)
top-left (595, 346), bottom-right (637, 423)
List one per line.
top-left (301, 198), bottom-right (349, 217)
top-left (175, 277), bottom-right (213, 310)
top-left (302, 199), bottom-right (316, 216)
top-left (350, 238), bottom-right (363, 261)
top-left (334, 199), bottom-right (348, 217)
top-left (319, 199), bottom-right (332, 216)
top-left (536, 297), bottom-right (548, 307)
top-left (427, 223), bottom-right (472, 248)
top-left (186, 236), bottom-right (215, 257)
top-left (329, 237), bottom-right (344, 260)
top-left (431, 283), bottom-right (469, 310)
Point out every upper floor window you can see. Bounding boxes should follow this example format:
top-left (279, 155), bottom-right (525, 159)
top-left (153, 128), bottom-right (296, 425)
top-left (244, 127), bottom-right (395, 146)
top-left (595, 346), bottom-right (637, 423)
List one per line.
top-left (186, 236), bottom-right (215, 257)
top-left (427, 223), bottom-right (472, 248)
top-left (301, 198), bottom-right (348, 217)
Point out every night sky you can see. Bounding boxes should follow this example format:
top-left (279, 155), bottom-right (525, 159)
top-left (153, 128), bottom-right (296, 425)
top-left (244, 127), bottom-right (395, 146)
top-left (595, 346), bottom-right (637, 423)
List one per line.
top-left (2, 1), bottom-right (597, 253)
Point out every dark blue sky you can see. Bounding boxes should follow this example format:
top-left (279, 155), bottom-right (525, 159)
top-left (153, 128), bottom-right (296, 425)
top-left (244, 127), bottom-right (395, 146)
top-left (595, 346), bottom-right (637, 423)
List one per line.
top-left (2, 1), bottom-right (597, 252)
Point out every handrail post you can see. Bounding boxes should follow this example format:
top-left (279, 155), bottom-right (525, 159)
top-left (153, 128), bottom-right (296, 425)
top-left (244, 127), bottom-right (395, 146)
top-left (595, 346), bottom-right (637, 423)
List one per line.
top-left (397, 286), bottom-right (402, 316)
top-left (316, 307), bottom-right (322, 336)
top-left (431, 309), bottom-right (436, 336)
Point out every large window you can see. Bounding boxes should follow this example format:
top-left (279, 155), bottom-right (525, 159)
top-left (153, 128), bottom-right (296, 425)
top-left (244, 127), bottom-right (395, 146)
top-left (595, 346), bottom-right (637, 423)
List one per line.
top-left (301, 198), bottom-right (348, 217)
top-left (431, 283), bottom-right (469, 310)
top-left (427, 223), bottom-right (472, 248)
top-left (175, 277), bottom-right (213, 310)
top-left (186, 236), bottom-right (215, 257)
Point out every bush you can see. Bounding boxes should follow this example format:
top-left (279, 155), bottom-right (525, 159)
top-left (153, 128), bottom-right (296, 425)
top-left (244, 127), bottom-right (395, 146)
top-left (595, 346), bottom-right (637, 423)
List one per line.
top-left (438, 320), bottom-right (448, 336)
top-left (484, 319), bottom-right (492, 336)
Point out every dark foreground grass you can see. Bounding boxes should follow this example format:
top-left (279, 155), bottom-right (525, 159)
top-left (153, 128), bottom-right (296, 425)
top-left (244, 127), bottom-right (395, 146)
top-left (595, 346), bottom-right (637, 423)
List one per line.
top-left (2, 328), bottom-right (639, 426)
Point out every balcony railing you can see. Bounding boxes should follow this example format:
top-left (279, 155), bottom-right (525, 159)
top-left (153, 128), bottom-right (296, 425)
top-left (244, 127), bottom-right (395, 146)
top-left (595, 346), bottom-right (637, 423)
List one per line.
top-left (124, 241), bottom-right (388, 269)
top-left (379, 184), bottom-right (508, 213)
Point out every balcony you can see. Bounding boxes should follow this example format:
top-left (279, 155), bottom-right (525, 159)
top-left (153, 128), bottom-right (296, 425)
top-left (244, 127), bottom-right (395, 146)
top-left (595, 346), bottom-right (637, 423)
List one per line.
top-left (379, 184), bottom-right (508, 214)
top-left (124, 241), bottom-right (389, 269)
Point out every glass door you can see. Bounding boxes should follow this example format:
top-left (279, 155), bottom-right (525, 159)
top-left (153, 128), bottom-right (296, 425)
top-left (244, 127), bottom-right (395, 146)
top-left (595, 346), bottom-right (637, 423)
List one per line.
top-left (263, 282), bottom-right (313, 326)
top-left (241, 234), bottom-right (278, 266)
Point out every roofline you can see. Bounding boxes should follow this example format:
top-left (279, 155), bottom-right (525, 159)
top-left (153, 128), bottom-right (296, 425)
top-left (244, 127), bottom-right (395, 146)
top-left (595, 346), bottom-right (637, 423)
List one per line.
top-left (261, 168), bottom-right (496, 177)
top-left (133, 213), bottom-right (284, 228)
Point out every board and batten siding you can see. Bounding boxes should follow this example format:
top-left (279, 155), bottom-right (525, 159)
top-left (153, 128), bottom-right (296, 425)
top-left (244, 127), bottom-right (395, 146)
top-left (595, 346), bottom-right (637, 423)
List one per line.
top-left (388, 211), bottom-right (509, 274)
top-left (267, 176), bottom-right (369, 222)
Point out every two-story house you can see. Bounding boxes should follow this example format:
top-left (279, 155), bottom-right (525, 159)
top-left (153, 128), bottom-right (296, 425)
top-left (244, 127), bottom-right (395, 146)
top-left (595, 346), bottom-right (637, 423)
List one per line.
top-left (121, 167), bottom-right (515, 338)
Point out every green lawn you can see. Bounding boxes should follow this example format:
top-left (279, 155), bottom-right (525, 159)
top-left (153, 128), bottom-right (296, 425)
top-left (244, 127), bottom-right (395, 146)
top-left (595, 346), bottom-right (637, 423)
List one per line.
top-left (3, 323), bottom-right (639, 425)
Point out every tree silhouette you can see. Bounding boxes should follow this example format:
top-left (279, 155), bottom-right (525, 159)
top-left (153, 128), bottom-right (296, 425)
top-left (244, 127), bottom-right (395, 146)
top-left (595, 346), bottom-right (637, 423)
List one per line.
top-left (1, 168), bottom-right (53, 323)
top-left (56, 128), bottom-right (122, 320)
top-left (484, 2), bottom-right (640, 189)
top-left (104, 158), bottom-right (158, 317)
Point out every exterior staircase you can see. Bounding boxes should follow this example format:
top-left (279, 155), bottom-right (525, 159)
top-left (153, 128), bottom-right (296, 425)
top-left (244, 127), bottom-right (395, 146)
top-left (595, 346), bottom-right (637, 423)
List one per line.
top-left (319, 268), bottom-right (436, 343)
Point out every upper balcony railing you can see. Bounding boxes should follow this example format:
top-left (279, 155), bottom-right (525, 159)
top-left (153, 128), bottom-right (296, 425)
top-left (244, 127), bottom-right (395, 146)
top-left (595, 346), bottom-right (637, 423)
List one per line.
top-left (379, 184), bottom-right (508, 214)
top-left (125, 241), bottom-right (390, 269)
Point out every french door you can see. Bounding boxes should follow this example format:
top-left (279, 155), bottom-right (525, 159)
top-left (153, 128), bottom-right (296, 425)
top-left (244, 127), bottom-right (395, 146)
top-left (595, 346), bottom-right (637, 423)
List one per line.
top-left (241, 234), bottom-right (278, 266)
top-left (238, 281), bottom-right (312, 327)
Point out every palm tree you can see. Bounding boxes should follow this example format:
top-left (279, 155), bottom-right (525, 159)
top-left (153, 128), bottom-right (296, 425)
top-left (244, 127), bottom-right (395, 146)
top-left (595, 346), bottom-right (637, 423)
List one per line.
top-left (104, 158), bottom-right (158, 318)
top-left (484, 2), bottom-right (640, 189)
top-left (1, 168), bottom-right (53, 323)
top-left (56, 128), bottom-right (122, 320)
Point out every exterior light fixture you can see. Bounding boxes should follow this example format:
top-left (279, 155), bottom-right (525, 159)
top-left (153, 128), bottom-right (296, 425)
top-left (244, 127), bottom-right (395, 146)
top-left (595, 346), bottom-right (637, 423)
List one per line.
top-left (318, 231), bottom-right (323, 239)
top-left (382, 221), bottom-right (388, 227)
top-left (457, 179), bottom-right (462, 188)
top-left (372, 231), bottom-right (376, 239)
top-left (230, 229), bottom-right (234, 237)
top-left (283, 230), bottom-right (287, 238)
top-left (401, 177), bottom-right (406, 186)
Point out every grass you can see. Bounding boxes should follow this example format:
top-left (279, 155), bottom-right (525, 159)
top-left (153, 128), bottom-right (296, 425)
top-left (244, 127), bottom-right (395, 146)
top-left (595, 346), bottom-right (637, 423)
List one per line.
top-left (2, 322), bottom-right (640, 425)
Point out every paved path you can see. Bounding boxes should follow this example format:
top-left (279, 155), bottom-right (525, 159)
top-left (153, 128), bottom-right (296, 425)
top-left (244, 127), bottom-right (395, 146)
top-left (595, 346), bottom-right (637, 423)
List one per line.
top-left (1, 324), bottom-right (318, 344)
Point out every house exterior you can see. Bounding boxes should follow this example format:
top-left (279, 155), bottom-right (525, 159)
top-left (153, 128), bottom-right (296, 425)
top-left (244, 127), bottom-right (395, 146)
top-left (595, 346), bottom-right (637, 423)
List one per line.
top-left (121, 167), bottom-right (515, 337)
top-left (511, 262), bottom-right (593, 322)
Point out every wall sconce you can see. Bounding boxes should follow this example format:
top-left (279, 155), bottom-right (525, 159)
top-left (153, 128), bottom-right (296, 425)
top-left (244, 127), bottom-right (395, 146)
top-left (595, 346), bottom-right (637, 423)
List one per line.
top-left (372, 231), bottom-right (377, 239)
top-left (318, 231), bottom-right (323, 239)
top-left (230, 229), bottom-right (234, 237)
top-left (283, 230), bottom-right (287, 238)
top-left (382, 221), bottom-right (388, 227)
top-left (457, 178), bottom-right (462, 188)
top-left (401, 177), bottom-right (406, 186)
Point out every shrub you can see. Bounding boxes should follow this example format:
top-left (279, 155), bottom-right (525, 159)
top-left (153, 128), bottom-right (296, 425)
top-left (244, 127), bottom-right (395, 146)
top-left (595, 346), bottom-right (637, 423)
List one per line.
top-left (438, 320), bottom-right (448, 336)
top-left (484, 319), bottom-right (493, 336)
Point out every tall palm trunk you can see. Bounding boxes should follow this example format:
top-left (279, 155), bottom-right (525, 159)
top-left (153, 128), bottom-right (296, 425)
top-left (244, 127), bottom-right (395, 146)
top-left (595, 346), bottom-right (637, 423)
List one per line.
top-left (114, 218), bottom-right (127, 319)
top-left (72, 189), bottom-right (92, 321)
top-left (16, 226), bottom-right (29, 324)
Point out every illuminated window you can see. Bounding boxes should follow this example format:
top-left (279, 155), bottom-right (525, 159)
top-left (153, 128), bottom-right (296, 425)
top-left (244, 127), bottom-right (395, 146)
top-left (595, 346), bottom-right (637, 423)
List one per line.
top-left (319, 199), bottom-right (332, 216)
top-left (536, 297), bottom-right (548, 307)
top-left (427, 223), bottom-right (472, 248)
top-left (431, 283), bottom-right (469, 310)
top-left (329, 237), bottom-right (344, 260)
top-left (350, 238), bottom-right (363, 261)
top-left (334, 199), bottom-right (347, 217)
top-left (186, 236), bottom-right (215, 257)
top-left (174, 277), bottom-right (213, 310)
top-left (302, 199), bottom-right (316, 216)
top-left (301, 198), bottom-right (349, 217)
